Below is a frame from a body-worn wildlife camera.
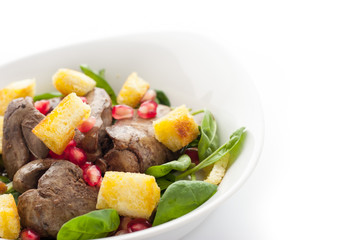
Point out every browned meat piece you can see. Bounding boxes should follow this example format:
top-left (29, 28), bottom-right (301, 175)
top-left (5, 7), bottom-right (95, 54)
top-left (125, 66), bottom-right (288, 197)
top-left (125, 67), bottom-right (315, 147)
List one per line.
top-left (75, 88), bottom-right (112, 161)
top-left (2, 97), bottom-right (48, 179)
top-left (18, 160), bottom-right (98, 238)
top-left (13, 159), bottom-right (56, 193)
top-left (104, 105), bottom-right (176, 173)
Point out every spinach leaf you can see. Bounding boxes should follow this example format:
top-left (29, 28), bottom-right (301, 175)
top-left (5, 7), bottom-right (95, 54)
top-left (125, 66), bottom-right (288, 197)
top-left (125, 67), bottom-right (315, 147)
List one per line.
top-left (33, 92), bottom-right (63, 101)
top-left (5, 182), bottom-right (21, 203)
top-left (145, 154), bottom-right (191, 178)
top-left (57, 209), bottom-right (120, 240)
top-left (155, 173), bottom-right (176, 191)
top-left (153, 180), bottom-right (217, 226)
top-left (80, 65), bottom-right (117, 105)
top-left (0, 176), bottom-right (10, 184)
top-left (176, 127), bottom-right (246, 180)
top-left (155, 90), bottom-right (171, 106)
top-left (198, 110), bottom-right (220, 161)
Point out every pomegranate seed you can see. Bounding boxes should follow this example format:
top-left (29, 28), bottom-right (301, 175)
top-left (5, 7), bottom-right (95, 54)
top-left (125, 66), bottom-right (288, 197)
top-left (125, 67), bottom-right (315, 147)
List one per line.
top-left (68, 147), bottom-right (87, 166)
top-left (48, 150), bottom-right (67, 160)
top-left (81, 162), bottom-right (92, 172)
top-left (141, 89), bottom-right (156, 102)
top-left (137, 100), bottom-right (158, 119)
top-left (127, 218), bottom-right (152, 233)
top-left (112, 105), bottom-right (134, 120)
top-left (20, 229), bottom-right (40, 240)
top-left (34, 100), bottom-right (50, 115)
top-left (83, 165), bottom-right (102, 186)
top-left (185, 148), bottom-right (200, 165)
top-left (77, 116), bottom-right (96, 133)
top-left (67, 140), bottom-right (77, 148)
top-left (80, 97), bottom-right (88, 104)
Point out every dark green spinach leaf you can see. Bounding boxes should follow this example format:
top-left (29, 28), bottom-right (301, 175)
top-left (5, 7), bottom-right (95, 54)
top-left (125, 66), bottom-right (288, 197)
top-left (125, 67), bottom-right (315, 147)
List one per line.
top-left (5, 182), bottom-right (21, 203)
top-left (80, 65), bottom-right (117, 105)
top-left (0, 176), bottom-right (10, 184)
top-left (176, 127), bottom-right (246, 180)
top-left (57, 209), bottom-right (120, 240)
top-left (198, 110), bottom-right (220, 161)
top-left (145, 154), bottom-right (191, 178)
top-left (153, 180), bottom-right (217, 226)
top-left (155, 90), bottom-right (171, 106)
top-left (33, 92), bottom-right (63, 101)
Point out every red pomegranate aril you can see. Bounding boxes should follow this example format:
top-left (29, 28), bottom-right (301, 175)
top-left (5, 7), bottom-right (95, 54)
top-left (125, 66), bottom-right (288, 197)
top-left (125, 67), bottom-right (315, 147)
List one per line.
top-left (127, 218), bottom-right (152, 233)
top-left (20, 229), bottom-right (40, 240)
top-left (68, 147), bottom-right (87, 166)
top-left (83, 165), bottom-right (102, 186)
top-left (34, 100), bottom-right (50, 115)
top-left (81, 162), bottom-right (92, 171)
top-left (80, 97), bottom-right (88, 104)
top-left (137, 100), bottom-right (158, 119)
top-left (141, 89), bottom-right (157, 102)
top-left (48, 150), bottom-right (67, 160)
top-left (185, 148), bottom-right (200, 165)
top-left (112, 105), bottom-right (134, 120)
top-left (77, 116), bottom-right (96, 133)
top-left (67, 139), bottom-right (77, 148)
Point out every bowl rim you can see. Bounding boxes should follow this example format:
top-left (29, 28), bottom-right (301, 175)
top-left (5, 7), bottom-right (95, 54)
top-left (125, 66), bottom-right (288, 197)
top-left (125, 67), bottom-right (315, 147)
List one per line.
top-left (0, 31), bottom-right (265, 239)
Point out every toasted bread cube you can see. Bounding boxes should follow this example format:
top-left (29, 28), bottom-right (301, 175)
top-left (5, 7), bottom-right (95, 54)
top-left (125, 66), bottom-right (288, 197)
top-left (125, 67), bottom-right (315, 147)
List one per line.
top-left (117, 72), bottom-right (149, 107)
top-left (0, 79), bottom-right (35, 115)
top-left (0, 194), bottom-right (20, 239)
top-left (153, 105), bottom-right (199, 152)
top-left (96, 172), bottom-right (160, 219)
top-left (204, 154), bottom-right (229, 185)
top-left (0, 116), bottom-right (3, 154)
top-left (32, 93), bottom-right (91, 155)
top-left (52, 68), bottom-right (96, 96)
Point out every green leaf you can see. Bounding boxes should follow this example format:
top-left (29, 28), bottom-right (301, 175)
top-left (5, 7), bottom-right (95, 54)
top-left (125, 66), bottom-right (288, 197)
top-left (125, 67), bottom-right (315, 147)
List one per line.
top-left (153, 180), bottom-right (217, 226)
top-left (57, 209), bottom-right (120, 240)
top-left (198, 110), bottom-right (220, 161)
top-left (176, 127), bottom-right (246, 180)
top-left (155, 90), bottom-right (171, 106)
top-left (80, 65), bottom-right (117, 105)
top-left (33, 92), bottom-right (63, 101)
top-left (145, 154), bottom-right (191, 178)
top-left (0, 176), bottom-right (10, 184)
top-left (5, 182), bottom-right (21, 203)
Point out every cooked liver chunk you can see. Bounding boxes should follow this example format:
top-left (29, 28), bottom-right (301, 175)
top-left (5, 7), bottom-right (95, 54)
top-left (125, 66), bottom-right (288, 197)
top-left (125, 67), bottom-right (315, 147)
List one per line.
top-left (75, 88), bottom-right (112, 161)
top-left (104, 105), bottom-right (176, 173)
top-left (13, 159), bottom-right (56, 193)
top-left (2, 97), bottom-right (48, 179)
top-left (17, 160), bottom-right (98, 238)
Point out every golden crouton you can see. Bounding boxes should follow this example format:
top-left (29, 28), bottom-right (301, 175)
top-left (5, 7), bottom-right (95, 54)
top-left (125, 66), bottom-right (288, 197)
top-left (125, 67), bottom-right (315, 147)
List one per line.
top-left (204, 154), bottom-right (229, 185)
top-left (116, 72), bottom-right (149, 107)
top-left (52, 68), bottom-right (96, 96)
top-left (96, 171), bottom-right (160, 219)
top-left (0, 116), bottom-right (3, 154)
top-left (153, 105), bottom-right (199, 152)
top-left (32, 93), bottom-right (91, 155)
top-left (0, 78), bottom-right (35, 115)
top-left (0, 194), bottom-right (20, 240)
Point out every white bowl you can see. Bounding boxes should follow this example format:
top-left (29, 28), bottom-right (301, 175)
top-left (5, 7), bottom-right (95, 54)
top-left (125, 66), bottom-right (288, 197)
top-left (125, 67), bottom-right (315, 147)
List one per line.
top-left (0, 32), bottom-right (264, 240)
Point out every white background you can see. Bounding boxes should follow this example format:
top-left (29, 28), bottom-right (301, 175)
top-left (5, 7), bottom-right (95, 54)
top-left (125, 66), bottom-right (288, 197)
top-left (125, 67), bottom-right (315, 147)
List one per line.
top-left (1, 1), bottom-right (360, 239)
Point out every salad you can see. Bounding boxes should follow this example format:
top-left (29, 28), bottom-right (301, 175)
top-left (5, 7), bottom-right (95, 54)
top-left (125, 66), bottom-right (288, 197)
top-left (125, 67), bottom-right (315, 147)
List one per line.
top-left (0, 65), bottom-right (246, 240)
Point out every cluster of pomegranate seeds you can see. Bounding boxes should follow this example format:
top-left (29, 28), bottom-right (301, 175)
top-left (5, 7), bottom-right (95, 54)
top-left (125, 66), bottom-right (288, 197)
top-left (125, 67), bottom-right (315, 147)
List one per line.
top-left (127, 218), bottom-right (152, 233)
top-left (20, 229), bottom-right (40, 240)
top-left (77, 116), bottom-right (96, 133)
top-left (82, 165), bottom-right (102, 186)
top-left (137, 100), bottom-right (158, 119)
top-left (34, 100), bottom-right (50, 115)
top-left (112, 105), bottom-right (134, 120)
top-left (141, 89), bottom-right (157, 102)
top-left (185, 148), bottom-right (200, 165)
